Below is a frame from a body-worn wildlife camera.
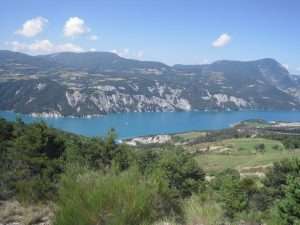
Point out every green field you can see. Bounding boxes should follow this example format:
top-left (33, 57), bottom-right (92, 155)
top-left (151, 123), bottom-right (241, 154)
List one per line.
top-left (196, 151), bottom-right (300, 173)
top-left (172, 131), bottom-right (206, 142)
top-left (193, 138), bottom-right (300, 173)
top-left (220, 138), bottom-right (285, 154)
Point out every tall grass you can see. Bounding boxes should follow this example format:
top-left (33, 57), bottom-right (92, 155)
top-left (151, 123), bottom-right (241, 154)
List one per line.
top-left (54, 166), bottom-right (170, 225)
top-left (150, 194), bottom-right (223, 225)
top-left (182, 194), bottom-right (223, 225)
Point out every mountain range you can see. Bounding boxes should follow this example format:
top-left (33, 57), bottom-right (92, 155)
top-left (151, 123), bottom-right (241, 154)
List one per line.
top-left (0, 50), bottom-right (299, 117)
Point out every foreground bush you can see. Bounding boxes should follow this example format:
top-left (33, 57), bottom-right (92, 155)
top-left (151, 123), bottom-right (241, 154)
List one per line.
top-left (155, 150), bottom-right (205, 198)
top-left (183, 194), bottom-right (223, 225)
top-left (3, 121), bottom-right (65, 201)
top-left (276, 176), bottom-right (300, 225)
top-left (263, 158), bottom-right (300, 200)
top-left (54, 166), bottom-right (179, 225)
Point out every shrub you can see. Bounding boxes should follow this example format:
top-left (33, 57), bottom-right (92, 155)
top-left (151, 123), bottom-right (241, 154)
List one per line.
top-left (255, 143), bottom-right (265, 153)
top-left (183, 194), bottom-right (223, 225)
top-left (217, 171), bottom-right (247, 220)
top-left (276, 176), bottom-right (300, 225)
top-left (65, 129), bottom-right (133, 171)
top-left (263, 158), bottom-right (300, 200)
top-left (9, 122), bottom-right (65, 201)
top-left (136, 149), bottom-right (160, 174)
top-left (210, 168), bottom-right (240, 191)
top-left (54, 166), bottom-right (179, 225)
top-left (155, 150), bottom-right (205, 198)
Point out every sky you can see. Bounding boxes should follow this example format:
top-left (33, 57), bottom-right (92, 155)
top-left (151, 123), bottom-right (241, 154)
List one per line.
top-left (0, 0), bottom-right (300, 73)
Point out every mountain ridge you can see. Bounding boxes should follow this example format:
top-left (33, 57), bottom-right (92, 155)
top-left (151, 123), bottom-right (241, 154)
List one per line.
top-left (0, 50), bottom-right (299, 116)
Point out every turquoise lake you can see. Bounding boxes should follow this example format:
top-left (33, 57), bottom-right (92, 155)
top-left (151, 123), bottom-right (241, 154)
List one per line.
top-left (0, 111), bottom-right (300, 139)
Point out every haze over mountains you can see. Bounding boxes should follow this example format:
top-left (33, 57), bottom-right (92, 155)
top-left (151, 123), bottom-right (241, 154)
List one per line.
top-left (0, 50), bottom-right (300, 117)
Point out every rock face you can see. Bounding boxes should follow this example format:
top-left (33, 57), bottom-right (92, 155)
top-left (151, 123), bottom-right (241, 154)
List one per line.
top-left (0, 50), bottom-right (300, 116)
top-left (0, 201), bottom-right (53, 225)
top-left (125, 135), bottom-right (172, 146)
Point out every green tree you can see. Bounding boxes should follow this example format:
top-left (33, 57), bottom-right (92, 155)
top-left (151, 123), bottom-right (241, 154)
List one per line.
top-left (277, 176), bottom-right (300, 225)
top-left (255, 143), bottom-right (265, 153)
top-left (218, 172), bottom-right (247, 219)
top-left (136, 149), bottom-right (160, 174)
top-left (263, 158), bottom-right (300, 200)
top-left (155, 150), bottom-right (205, 197)
top-left (211, 168), bottom-right (240, 191)
top-left (76, 130), bottom-right (133, 171)
top-left (9, 122), bottom-right (65, 201)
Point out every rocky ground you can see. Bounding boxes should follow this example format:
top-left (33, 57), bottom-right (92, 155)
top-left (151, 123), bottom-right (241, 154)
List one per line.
top-left (0, 201), bottom-right (53, 225)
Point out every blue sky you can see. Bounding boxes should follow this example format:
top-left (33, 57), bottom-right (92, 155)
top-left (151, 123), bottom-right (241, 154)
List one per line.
top-left (1, 0), bottom-right (299, 73)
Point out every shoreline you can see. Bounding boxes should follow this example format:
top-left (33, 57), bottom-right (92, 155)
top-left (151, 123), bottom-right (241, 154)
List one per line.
top-left (1, 108), bottom-right (300, 119)
top-left (1, 110), bottom-right (300, 140)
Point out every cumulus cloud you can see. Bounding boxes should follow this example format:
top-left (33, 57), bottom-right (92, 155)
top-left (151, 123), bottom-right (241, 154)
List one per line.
top-left (16, 17), bottom-right (48, 37)
top-left (88, 35), bottom-right (99, 41)
top-left (64, 17), bottom-right (90, 37)
top-left (111, 48), bottom-right (144, 59)
top-left (212, 33), bottom-right (231, 48)
top-left (8, 40), bottom-right (84, 54)
top-left (56, 43), bottom-right (84, 52)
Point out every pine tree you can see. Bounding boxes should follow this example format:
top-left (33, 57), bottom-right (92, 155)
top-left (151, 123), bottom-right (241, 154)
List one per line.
top-left (277, 176), bottom-right (300, 225)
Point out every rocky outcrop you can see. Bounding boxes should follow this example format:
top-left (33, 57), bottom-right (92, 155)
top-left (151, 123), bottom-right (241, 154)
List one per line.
top-left (0, 201), bottom-right (53, 225)
top-left (125, 135), bottom-right (171, 146)
top-left (1, 50), bottom-right (300, 116)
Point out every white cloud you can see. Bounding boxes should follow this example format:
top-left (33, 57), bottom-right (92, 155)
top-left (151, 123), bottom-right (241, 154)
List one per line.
top-left (16, 17), bottom-right (48, 37)
top-left (64, 17), bottom-right (89, 37)
top-left (111, 48), bottom-right (144, 59)
top-left (28, 40), bottom-right (53, 52)
top-left (88, 35), bottom-right (99, 41)
top-left (111, 48), bottom-right (129, 57)
top-left (136, 50), bottom-right (144, 59)
top-left (282, 64), bottom-right (289, 70)
top-left (55, 43), bottom-right (84, 52)
top-left (212, 33), bottom-right (231, 48)
top-left (89, 48), bottom-right (97, 52)
top-left (111, 49), bottom-right (118, 54)
top-left (8, 40), bottom-right (84, 54)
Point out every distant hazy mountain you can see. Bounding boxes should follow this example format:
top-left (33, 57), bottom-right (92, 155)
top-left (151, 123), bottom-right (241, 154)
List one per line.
top-left (0, 50), bottom-right (299, 116)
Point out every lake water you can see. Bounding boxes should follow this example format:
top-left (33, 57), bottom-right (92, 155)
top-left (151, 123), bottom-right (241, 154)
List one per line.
top-left (0, 111), bottom-right (300, 139)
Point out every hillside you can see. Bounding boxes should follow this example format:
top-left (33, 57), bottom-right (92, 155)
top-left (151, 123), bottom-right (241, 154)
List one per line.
top-left (1, 117), bottom-right (300, 225)
top-left (0, 50), bottom-right (300, 116)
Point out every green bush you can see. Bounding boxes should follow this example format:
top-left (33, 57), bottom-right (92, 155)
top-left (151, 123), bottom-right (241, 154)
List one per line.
top-left (210, 169), bottom-right (240, 191)
top-left (8, 122), bottom-right (65, 201)
top-left (263, 158), bottom-right (300, 200)
top-left (276, 176), bottom-right (300, 225)
top-left (217, 171), bottom-right (247, 219)
top-left (183, 194), bottom-right (223, 225)
top-left (65, 129), bottom-right (133, 171)
top-left (155, 150), bottom-right (205, 198)
top-left (0, 118), bottom-right (135, 202)
top-left (136, 149), bottom-right (160, 174)
top-left (255, 143), bottom-right (265, 153)
top-left (54, 166), bottom-right (179, 225)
